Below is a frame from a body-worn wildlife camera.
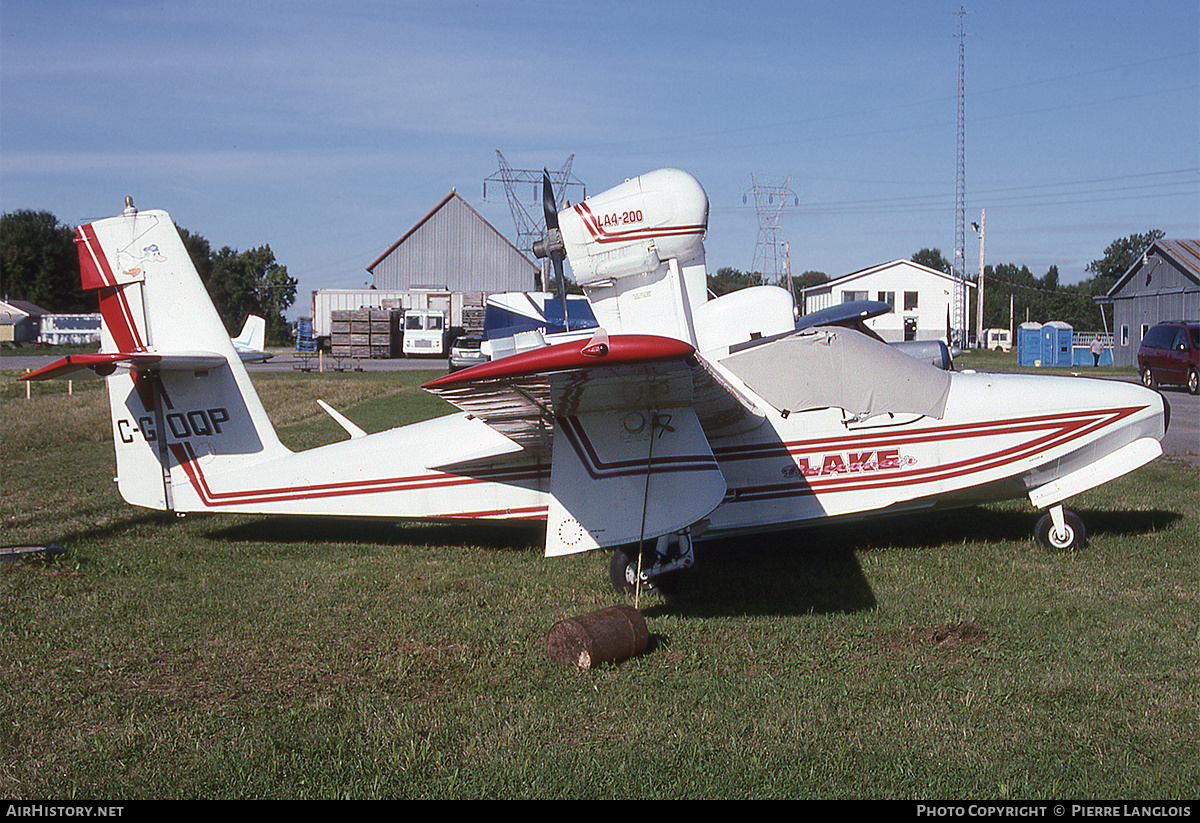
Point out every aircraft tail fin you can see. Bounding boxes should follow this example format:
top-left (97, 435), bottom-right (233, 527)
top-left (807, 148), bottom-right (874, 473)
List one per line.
top-left (232, 314), bottom-right (267, 353)
top-left (30, 202), bottom-right (289, 510)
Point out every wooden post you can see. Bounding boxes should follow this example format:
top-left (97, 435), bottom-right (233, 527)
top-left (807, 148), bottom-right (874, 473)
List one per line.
top-left (546, 605), bottom-right (649, 670)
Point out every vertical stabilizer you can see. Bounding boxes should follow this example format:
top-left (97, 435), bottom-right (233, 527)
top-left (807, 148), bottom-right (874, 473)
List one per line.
top-left (77, 206), bottom-right (289, 510)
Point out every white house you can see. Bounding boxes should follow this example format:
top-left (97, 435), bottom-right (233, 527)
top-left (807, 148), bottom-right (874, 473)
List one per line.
top-left (800, 260), bottom-right (973, 345)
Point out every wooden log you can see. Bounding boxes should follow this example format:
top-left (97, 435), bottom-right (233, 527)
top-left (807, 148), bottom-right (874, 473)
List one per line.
top-left (545, 605), bottom-right (649, 669)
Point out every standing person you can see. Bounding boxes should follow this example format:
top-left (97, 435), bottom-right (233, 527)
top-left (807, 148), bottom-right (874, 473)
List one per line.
top-left (1090, 335), bottom-right (1104, 367)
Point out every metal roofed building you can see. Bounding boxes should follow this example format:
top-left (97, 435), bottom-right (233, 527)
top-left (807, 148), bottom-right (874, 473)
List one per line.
top-left (367, 190), bottom-right (539, 293)
top-left (1101, 239), bottom-right (1200, 367)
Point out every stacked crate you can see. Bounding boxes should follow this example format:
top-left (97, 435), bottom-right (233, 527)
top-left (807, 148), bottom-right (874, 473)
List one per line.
top-left (330, 308), bottom-right (393, 358)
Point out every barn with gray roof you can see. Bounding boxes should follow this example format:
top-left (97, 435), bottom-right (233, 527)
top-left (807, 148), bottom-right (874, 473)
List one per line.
top-left (1101, 239), bottom-right (1200, 366)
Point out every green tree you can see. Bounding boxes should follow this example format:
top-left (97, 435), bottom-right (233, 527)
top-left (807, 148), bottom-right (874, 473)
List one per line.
top-left (778, 269), bottom-right (829, 310)
top-left (0, 210), bottom-right (86, 311)
top-left (911, 248), bottom-right (952, 274)
top-left (177, 226), bottom-right (213, 285)
top-left (1085, 230), bottom-right (1165, 294)
top-left (707, 267), bottom-right (764, 297)
top-left (202, 244), bottom-right (297, 345)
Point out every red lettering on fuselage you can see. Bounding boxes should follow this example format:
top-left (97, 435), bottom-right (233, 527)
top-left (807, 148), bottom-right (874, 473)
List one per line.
top-left (782, 448), bottom-right (905, 478)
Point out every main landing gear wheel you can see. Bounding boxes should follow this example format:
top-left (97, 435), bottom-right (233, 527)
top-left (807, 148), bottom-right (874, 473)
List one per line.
top-left (608, 532), bottom-right (696, 595)
top-left (610, 546), bottom-right (656, 595)
top-left (1035, 507), bottom-right (1086, 552)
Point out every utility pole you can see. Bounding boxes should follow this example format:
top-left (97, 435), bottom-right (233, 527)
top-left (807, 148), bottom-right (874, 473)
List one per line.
top-left (974, 208), bottom-right (985, 348)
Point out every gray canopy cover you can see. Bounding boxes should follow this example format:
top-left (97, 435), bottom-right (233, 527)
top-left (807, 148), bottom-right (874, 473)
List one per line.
top-left (719, 327), bottom-right (952, 420)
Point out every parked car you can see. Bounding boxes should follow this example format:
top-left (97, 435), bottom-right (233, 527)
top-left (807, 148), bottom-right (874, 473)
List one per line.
top-left (448, 335), bottom-right (487, 372)
top-left (1138, 321), bottom-right (1199, 394)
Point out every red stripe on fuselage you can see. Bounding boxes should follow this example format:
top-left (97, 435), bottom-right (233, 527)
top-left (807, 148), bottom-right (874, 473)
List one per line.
top-left (169, 442), bottom-right (548, 514)
top-left (715, 406), bottom-right (1143, 503)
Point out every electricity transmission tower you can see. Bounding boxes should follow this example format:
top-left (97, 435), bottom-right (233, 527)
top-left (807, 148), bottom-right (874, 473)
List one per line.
top-left (952, 6), bottom-right (970, 348)
top-left (744, 174), bottom-right (799, 287)
top-left (484, 151), bottom-right (585, 283)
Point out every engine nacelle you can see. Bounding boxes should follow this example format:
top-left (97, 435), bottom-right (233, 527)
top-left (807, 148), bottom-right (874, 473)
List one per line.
top-left (559, 168), bottom-right (709, 285)
top-left (558, 169), bottom-right (710, 345)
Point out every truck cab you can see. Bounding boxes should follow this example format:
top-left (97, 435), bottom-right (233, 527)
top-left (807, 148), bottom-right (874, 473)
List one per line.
top-left (401, 309), bottom-right (448, 356)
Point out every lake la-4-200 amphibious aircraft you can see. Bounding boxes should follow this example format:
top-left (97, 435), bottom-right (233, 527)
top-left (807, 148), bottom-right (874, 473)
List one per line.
top-left (22, 169), bottom-right (1168, 594)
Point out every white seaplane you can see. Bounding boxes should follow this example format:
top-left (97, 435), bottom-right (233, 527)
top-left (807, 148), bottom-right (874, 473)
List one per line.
top-left (22, 170), bottom-right (1168, 594)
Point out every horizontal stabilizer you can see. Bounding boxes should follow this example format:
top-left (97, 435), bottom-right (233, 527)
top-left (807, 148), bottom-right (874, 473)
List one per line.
top-left (20, 351), bottom-right (228, 381)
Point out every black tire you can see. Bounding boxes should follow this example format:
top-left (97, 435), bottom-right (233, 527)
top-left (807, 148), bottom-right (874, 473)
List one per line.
top-left (1187, 367), bottom-right (1198, 396)
top-left (1034, 509), bottom-right (1086, 552)
top-left (609, 546), bottom-right (656, 595)
top-left (1140, 367), bottom-right (1156, 388)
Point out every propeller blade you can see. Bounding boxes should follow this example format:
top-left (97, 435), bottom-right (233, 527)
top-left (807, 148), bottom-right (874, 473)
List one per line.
top-left (542, 170), bottom-right (559, 230)
top-left (542, 169), bottom-right (570, 331)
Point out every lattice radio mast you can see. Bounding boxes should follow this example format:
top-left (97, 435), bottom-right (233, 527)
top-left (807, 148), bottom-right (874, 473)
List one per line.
top-left (953, 6), bottom-right (969, 347)
top-left (484, 151), bottom-right (585, 284)
top-left (744, 173), bottom-right (799, 287)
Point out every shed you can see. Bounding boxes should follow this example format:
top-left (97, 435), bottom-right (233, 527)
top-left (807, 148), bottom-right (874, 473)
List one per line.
top-left (1100, 239), bottom-right (1200, 367)
top-left (367, 190), bottom-right (539, 293)
top-left (0, 300), bottom-right (50, 344)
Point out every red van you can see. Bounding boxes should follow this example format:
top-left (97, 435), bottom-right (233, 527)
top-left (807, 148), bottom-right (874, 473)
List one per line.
top-left (1138, 321), bottom-right (1199, 394)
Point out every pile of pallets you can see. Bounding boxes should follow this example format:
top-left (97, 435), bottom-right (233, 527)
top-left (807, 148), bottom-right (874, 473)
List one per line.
top-left (330, 308), bottom-right (394, 359)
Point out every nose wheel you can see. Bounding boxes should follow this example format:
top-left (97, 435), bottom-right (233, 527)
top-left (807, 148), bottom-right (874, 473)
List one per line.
top-left (1035, 505), bottom-right (1086, 552)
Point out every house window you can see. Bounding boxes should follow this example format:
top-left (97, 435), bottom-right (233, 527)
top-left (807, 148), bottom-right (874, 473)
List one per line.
top-left (1141, 324), bottom-right (1149, 343)
top-left (877, 291), bottom-right (895, 307)
top-left (1121, 325), bottom-right (1129, 346)
top-left (842, 290), bottom-right (868, 303)
top-left (904, 291), bottom-right (919, 311)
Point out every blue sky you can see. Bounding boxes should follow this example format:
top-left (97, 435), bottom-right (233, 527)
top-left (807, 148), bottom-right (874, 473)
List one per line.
top-left (2, 1), bottom-right (1196, 319)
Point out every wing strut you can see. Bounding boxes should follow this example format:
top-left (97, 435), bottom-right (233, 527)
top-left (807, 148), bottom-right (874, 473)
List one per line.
top-left (633, 413), bottom-right (664, 608)
top-left (146, 372), bottom-right (176, 513)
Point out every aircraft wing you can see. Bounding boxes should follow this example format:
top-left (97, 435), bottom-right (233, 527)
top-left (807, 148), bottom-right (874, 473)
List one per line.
top-left (424, 333), bottom-right (761, 555)
top-left (424, 333), bottom-right (764, 455)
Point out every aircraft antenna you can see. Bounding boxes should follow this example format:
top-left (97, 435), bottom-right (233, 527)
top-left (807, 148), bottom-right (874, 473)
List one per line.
top-left (484, 152), bottom-right (586, 287)
top-left (744, 174), bottom-right (799, 290)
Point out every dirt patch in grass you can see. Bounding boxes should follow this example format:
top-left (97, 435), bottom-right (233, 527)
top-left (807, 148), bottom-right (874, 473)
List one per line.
top-left (883, 621), bottom-right (990, 661)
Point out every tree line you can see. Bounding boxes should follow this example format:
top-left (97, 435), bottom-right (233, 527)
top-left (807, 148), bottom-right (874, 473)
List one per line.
top-left (1, 209), bottom-right (297, 345)
top-left (707, 230), bottom-right (1164, 334)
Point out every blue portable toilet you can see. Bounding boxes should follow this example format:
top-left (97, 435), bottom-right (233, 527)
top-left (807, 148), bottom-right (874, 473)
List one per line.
top-left (1017, 322), bottom-right (1042, 366)
top-left (1041, 321), bottom-right (1073, 367)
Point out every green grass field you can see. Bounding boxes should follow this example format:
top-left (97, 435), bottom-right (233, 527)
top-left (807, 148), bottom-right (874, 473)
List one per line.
top-left (2, 368), bottom-right (1197, 799)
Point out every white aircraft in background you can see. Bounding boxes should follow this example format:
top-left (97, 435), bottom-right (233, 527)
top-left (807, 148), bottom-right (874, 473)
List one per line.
top-left (231, 314), bottom-right (272, 363)
top-left (22, 170), bottom-right (1167, 594)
